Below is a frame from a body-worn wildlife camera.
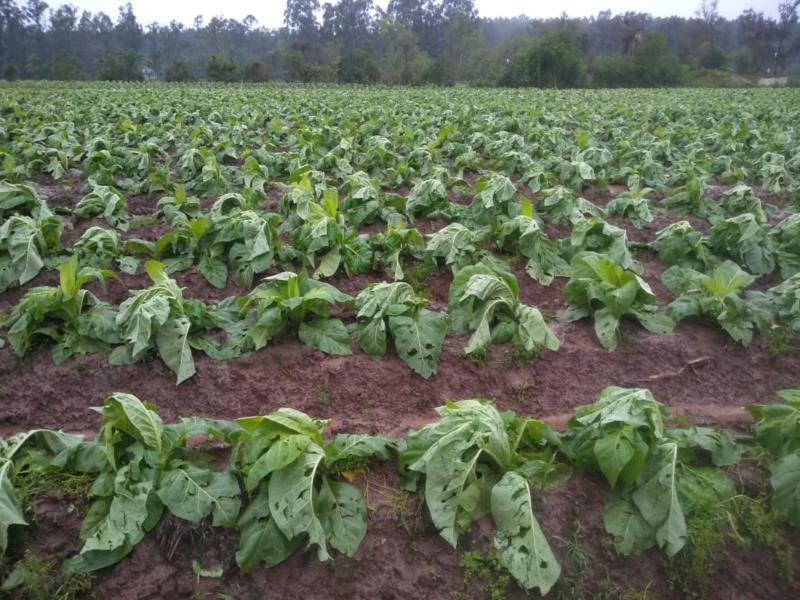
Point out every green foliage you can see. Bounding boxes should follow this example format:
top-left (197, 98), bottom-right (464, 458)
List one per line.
top-left (650, 221), bottom-right (717, 271)
top-left (1, 386), bottom-right (799, 593)
top-left (155, 210), bottom-right (279, 288)
top-left (72, 226), bottom-right (137, 274)
top-left (563, 217), bottom-right (636, 270)
top-left (496, 208), bottom-right (569, 285)
top-left (0, 394), bottom-right (393, 575)
top-left (235, 408), bottom-right (392, 569)
top-left (538, 186), bottom-right (600, 225)
top-left (606, 187), bottom-right (654, 229)
top-left (561, 252), bottom-right (673, 350)
top-left (406, 178), bottom-right (453, 220)
top-left (219, 270), bottom-right (351, 356)
top-left (748, 273), bottom-right (800, 333)
top-left (338, 49), bottom-right (380, 84)
top-left (661, 177), bottom-right (720, 220)
top-left (633, 33), bottom-right (685, 87)
top-left (291, 188), bottom-right (371, 278)
top-left (0, 214), bottom-right (63, 292)
top-left (400, 399), bottom-right (566, 594)
top-left (370, 224), bottom-right (424, 281)
top-left (773, 214), bottom-right (800, 279)
top-left (663, 261), bottom-right (762, 345)
top-left (719, 184), bottom-right (769, 224)
top-left (110, 261), bottom-right (209, 383)
top-left (459, 551), bottom-right (512, 600)
top-left (0, 182), bottom-right (52, 221)
top-left (564, 386), bottom-right (741, 558)
top-left (164, 60), bottom-right (193, 82)
top-left (207, 55), bottom-right (238, 82)
top-left (0, 552), bottom-right (93, 599)
top-left (467, 173), bottom-right (518, 227)
top-left (353, 282), bottom-right (448, 378)
top-left (242, 59), bottom-right (269, 82)
top-left (155, 185), bottom-right (202, 225)
top-left (426, 223), bottom-right (485, 273)
top-left (591, 53), bottom-right (637, 87)
top-left (448, 261), bottom-right (559, 358)
top-left (592, 33), bottom-right (684, 88)
top-left (3, 257), bottom-right (118, 363)
top-left (73, 183), bottom-right (129, 231)
top-left (710, 213), bottom-right (776, 276)
top-left (96, 50), bottom-right (143, 81)
top-left (502, 29), bottom-right (587, 88)
top-left (746, 390), bottom-right (800, 526)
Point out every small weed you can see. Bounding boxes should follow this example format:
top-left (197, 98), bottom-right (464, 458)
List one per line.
top-left (312, 385), bottom-right (330, 406)
top-left (664, 493), bottom-right (793, 597)
top-left (552, 518), bottom-right (592, 599)
top-left (459, 550), bottom-right (512, 600)
top-left (767, 325), bottom-right (799, 358)
top-left (403, 261), bottom-right (437, 300)
top-left (129, 214), bottom-right (159, 230)
top-left (668, 411), bottom-right (695, 429)
top-left (415, 395), bottom-right (434, 410)
top-left (20, 470), bottom-right (92, 500)
top-left (388, 489), bottom-right (424, 536)
top-left (1, 552), bottom-right (93, 600)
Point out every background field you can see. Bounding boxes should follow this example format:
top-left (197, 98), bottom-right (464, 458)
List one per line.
top-left (1, 83), bottom-right (800, 599)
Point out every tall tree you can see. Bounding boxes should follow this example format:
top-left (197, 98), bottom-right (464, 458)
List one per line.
top-left (774, 1), bottom-right (799, 74)
top-left (285, 0), bottom-right (321, 40)
top-left (114, 2), bottom-right (142, 51)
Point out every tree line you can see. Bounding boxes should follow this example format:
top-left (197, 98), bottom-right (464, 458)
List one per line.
top-left (0, 0), bottom-right (798, 86)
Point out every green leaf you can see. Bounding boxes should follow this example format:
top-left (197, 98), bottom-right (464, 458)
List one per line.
top-left (103, 393), bottom-right (163, 454)
top-left (514, 304), bottom-right (560, 353)
top-left (316, 479), bottom-right (367, 556)
top-left (236, 484), bottom-right (300, 571)
top-left (0, 461), bottom-right (26, 555)
top-left (603, 494), bottom-right (655, 555)
top-left (192, 560), bottom-right (223, 578)
top-left (356, 316), bottom-right (387, 358)
top-left (314, 246), bottom-right (341, 279)
top-left (67, 472), bottom-right (156, 572)
top-left (770, 451), bottom-right (800, 526)
top-left (198, 255), bottom-right (228, 289)
top-left (594, 307), bottom-right (620, 351)
top-left (388, 309), bottom-right (448, 378)
top-left (594, 426), bottom-right (646, 488)
top-left (268, 443), bottom-right (330, 560)
top-left (246, 435), bottom-right (310, 491)
top-left (298, 318), bottom-right (352, 355)
top-left (631, 443), bottom-right (686, 556)
top-left (156, 317), bottom-right (197, 384)
top-left (490, 471), bottom-right (560, 594)
top-left (423, 436), bottom-right (484, 547)
top-left (156, 463), bottom-right (241, 527)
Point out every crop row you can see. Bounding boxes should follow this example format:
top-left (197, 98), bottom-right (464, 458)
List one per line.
top-left (1, 87), bottom-right (798, 197)
top-left (1, 386), bottom-right (799, 595)
top-left (2, 172), bottom-right (799, 382)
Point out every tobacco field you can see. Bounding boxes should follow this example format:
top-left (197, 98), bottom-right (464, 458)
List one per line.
top-left (1, 82), bottom-right (800, 599)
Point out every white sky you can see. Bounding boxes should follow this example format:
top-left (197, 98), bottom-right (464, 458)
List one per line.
top-left (67, 1), bottom-right (783, 29)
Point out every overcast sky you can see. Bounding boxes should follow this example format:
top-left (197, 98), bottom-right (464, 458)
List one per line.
top-left (68, 1), bottom-right (783, 28)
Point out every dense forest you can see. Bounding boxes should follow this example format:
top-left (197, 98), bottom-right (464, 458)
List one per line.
top-left (0, 0), bottom-right (799, 85)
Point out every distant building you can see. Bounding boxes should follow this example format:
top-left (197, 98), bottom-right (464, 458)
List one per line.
top-left (142, 66), bottom-right (157, 81)
top-left (757, 77), bottom-right (789, 86)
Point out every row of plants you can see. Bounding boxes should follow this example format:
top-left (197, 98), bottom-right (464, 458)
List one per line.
top-left (2, 171), bottom-right (797, 293)
top-left (2, 87), bottom-right (798, 199)
top-left (3, 242), bottom-right (799, 385)
top-left (1, 387), bottom-right (799, 595)
top-left (2, 174), bottom-right (799, 359)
